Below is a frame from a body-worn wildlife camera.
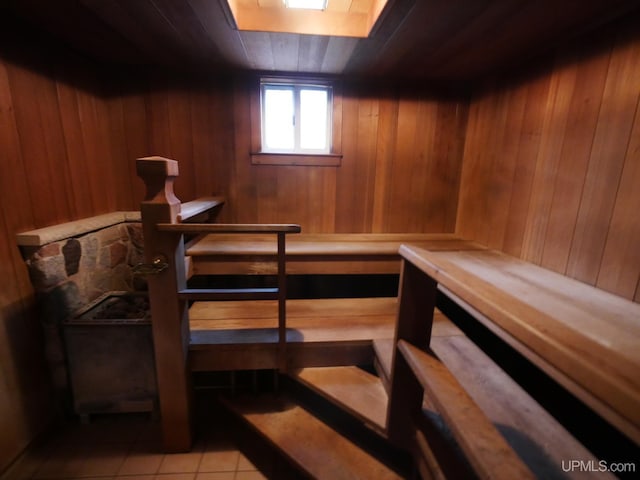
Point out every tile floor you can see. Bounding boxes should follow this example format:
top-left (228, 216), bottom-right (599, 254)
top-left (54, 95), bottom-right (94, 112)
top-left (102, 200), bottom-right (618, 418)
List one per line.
top-left (2, 395), bottom-right (300, 480)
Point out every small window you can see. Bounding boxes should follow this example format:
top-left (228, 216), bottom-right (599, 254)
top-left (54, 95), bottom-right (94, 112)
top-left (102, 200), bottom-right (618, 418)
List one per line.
top-left (261, 80), bottom-right (332, 154)
top-left (250, 77), bottom-right (342, 166)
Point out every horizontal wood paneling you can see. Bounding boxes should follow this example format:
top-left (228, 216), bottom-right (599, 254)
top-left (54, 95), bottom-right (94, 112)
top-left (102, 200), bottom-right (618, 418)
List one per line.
top-left (457, 22), bottom-right (640, 302)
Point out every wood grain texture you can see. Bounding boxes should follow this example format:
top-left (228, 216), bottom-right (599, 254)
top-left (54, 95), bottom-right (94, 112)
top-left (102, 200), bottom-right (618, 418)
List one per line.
top-left (398, 340), bottom-right (534, 480)
top-left (226, 79), bottom-right (467, 233)
top-left (431, 334), bottom-right (613, 480)
top-left (186, 233), bottom-right (483, 274)
top-left (7, 0), bottom-right (640, 83)
top-left (1, 66), bottom-right (467, 242)
top-left (400, 245), bottom-right (640, 443)
top-left (137, 157), bottom-right (194, 452)
top-left (539, 47), bottom-right (611, 273)
top-left (597, 100), bottom-right (640, 298)
top-left (293, 366), bottom-right (388, 433)
top-left (0, 43), bottom-right (143, 471)
top-left (226, 394), bottom-right (403, 480)
top-left (566, 28), bottom-right (640, 284)
top-left (1, 8), bottom-right (638, 472)
top-left (376, 313), bottom-right (616, 479)
top-left (457, 24), bottom-right (640, 301)
top-left (189, 297), bottom-right (397, 371)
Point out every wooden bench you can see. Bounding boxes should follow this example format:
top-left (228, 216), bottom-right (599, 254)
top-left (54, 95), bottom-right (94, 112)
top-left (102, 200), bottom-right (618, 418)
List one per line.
top-left (186, 232), bottom-right (484, 275)
top-left (189, 297), bottom-right (399, 371)
top-left (391, 244), bottom-right (640, 453)
top-left (136, 156), bottom-right (631, 478)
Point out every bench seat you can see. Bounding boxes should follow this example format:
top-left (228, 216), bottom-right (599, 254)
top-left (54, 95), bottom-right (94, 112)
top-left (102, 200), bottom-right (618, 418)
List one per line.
top-left (399, 245), bottom-right (640, 444)
top-left (186, 233), bottom-right (485, 275)
top-left (189, 297), bottom-right (398, 370)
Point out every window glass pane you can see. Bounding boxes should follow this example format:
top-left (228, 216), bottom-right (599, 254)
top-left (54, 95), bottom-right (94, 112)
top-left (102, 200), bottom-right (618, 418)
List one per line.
top-left (264, 87), bottom-right (294, 150)
top-left (300, 88), bottom-right (328, 150)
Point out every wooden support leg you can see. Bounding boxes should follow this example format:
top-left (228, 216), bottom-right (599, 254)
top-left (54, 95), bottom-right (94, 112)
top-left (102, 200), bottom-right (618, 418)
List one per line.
top-left (148, 283), bottom-right (193, 452)
top-left (277, 232), bottom-right (287, 373)
top-left (386, 260), bottom-right (438, 446)
top-left (137, 157), bottom-right (193, 452)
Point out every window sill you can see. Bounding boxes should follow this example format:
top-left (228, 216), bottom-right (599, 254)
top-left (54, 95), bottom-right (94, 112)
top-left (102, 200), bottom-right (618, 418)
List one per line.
top-left (250, 152), bottom-right (342, 167)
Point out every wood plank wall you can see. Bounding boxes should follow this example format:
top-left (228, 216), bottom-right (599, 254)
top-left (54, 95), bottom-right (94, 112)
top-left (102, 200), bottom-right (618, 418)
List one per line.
top-left (3, 9), bottom-right (638, 473)
top-left (223, 79), bottom-right (467, 233)
top-left (0, 31), bottom-right (467, 471)
top-left (0, 45), bottom-right (142, 473)
top-left (456, 19), bottom-right (640, 302)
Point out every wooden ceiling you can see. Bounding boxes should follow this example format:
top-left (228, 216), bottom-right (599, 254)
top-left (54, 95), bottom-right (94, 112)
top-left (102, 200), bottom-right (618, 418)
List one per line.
top-left (3, 0), bottom-right (640, 85)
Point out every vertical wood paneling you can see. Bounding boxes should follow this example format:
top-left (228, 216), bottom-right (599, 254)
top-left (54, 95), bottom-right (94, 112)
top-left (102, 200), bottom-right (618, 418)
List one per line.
top-left (334, 91), bottom-right (362, 232)
top-left (0, 63), bottom-right (35, 235)
top-left (334, 90), bottom-right (381, 232)
top-left (371, 95), bottom-right (398, 232)
top-left (485, 86), bottom-right (526, 249)
top-left (540, 48), bottom-right (611, 273)
top-left (597, 100), bottom-right (640, 297)
top-left (56, 82), bottom-right (95, 217)
top-left (565, 31), bottom-right (640, 284)
top-left (191, 90), bottom-right (222, 200)
top-left (105, 95), bottom-right (138, 210)
top-left (409, 98), bottom-right (437, 232)
top-left (0, 62), bottom-right (54, 465)
top-left (480, 89), bottom-right (513, 247)
top-left (520, 58), bottom-right (578, 264)
top-left (432, 101), bottom-right (467, 232)
top-left (456, 92), bottom-right (498, 241)
top-left (355, 95), bottom-right (380, 230)
top-left (219, 80), bottom-right (467, 233)
top-left (0, 209), bottom-right (34, 470)
top-left (231, 79), bottom-right (257, 223)
top-left (0, 50), bottom-right (145, 472)
top-left (219, 80), bottom-right (466, 234)
top-left (76, 89), bottom-right (117, 213)
top-left (501, 72), bottom-right (550, 257)
top-left (388, 97), bottom-right (421, 232)
top-left (387, 93), bottom-right (466, 233)
top-left (8, 64), bottom-right (72, 226)
top-left (118, 93), bottom-right (150, 206)
top-left (146, 87), bottom-right (172, 156)
top-left (458, 25), bottom-right (640, 301)
top-left (0, 26), bottom-right (464, 476)
top-left (167, 90), bottom-right (196, 201)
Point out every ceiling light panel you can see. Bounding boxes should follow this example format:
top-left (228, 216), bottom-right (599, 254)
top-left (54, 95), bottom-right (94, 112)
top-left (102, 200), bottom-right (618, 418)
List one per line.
top-left (284, 0), bottom-right (328, 10)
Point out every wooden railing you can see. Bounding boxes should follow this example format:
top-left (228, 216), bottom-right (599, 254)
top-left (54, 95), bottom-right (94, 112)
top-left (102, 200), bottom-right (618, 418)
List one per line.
top-left (397, 245), bottom-right (640, 445)
top-left (136, 156), bottom-right (300, 452)
top-left (161, 222), bottom-right (300, 375)
top-left (387, 242), bottom-right (640, 477)
top-left (386, 256), bottom-right (534, 479)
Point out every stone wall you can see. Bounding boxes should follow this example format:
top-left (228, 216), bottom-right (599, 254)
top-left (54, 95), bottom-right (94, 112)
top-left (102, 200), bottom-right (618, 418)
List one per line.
top-left (18, 217), bottom-right (145, 415)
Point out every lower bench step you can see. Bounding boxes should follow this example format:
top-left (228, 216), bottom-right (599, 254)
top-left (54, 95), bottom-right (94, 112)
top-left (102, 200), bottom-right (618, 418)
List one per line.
top-left (222, 394), bottom-right (403, 480)
top-left (291, 366), bottom-right (388, 435)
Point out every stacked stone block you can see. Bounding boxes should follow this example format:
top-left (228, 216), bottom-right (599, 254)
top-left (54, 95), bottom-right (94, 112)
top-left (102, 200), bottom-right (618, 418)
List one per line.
top-left (21, 221), bottom-right (145, 415)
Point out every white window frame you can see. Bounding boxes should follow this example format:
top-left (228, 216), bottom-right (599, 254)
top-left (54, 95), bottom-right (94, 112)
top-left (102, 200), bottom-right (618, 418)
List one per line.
top-left (250, 76), bottom-right (342, 167)
top-left (260, 78), bottom-right (333, 155)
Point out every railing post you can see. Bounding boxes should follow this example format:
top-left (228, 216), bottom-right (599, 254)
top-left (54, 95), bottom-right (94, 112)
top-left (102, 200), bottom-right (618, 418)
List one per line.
top-left (136, 156), bottom-right (193, 452)
top-left (277, 232), bottom-right (287, 373)
top-left (386, 259), bottom-right (438, 446)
